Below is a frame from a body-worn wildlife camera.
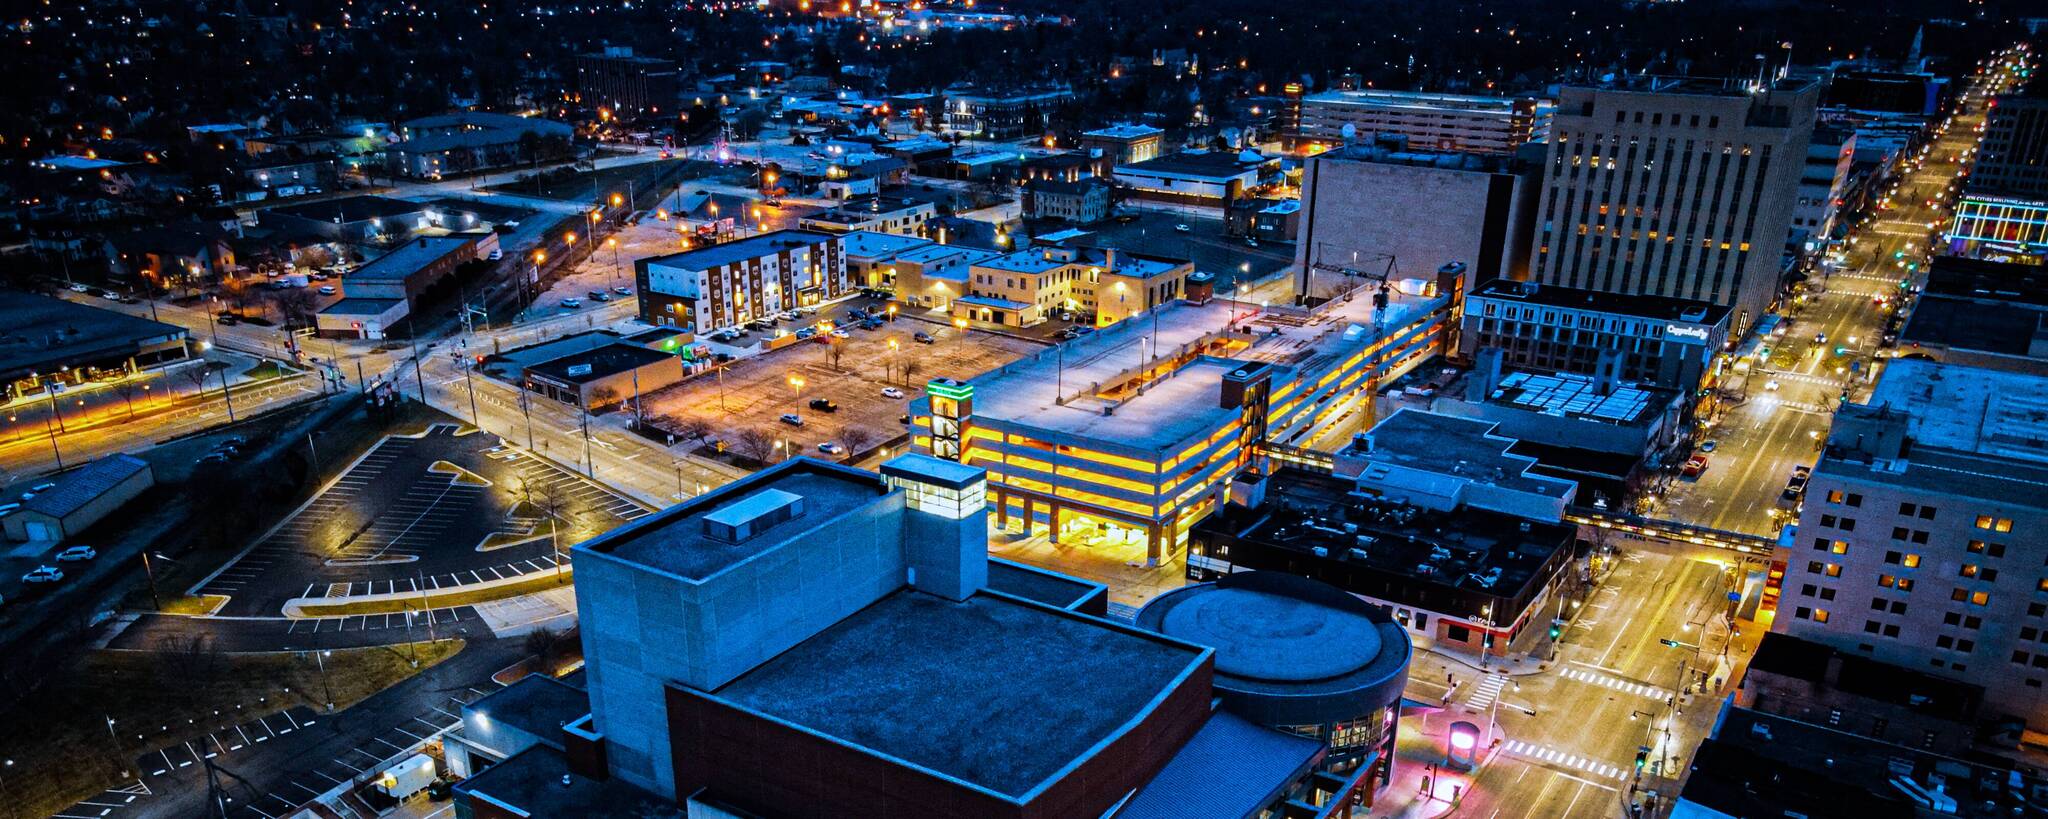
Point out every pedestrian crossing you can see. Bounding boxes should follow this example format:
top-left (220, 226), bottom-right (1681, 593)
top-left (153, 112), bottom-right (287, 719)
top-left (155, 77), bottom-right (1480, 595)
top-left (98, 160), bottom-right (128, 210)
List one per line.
top-left (1558, 666), bottom-right (1668, 700)
top-left (1464, 673), bottom-right (1508, 710)
top-left (1499, 740), bottom-right (1627, 781)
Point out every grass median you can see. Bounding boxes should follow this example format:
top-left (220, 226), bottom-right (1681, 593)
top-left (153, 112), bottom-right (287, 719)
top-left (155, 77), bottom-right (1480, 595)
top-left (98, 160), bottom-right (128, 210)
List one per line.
top-left (2, 638), bottom-right (463, 819)
top-left (294, 568), bottom-right (573, 617)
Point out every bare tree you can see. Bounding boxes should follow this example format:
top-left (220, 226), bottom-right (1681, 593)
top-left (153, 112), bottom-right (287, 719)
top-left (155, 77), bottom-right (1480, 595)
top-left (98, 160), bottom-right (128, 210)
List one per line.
top-left (270, 287), bottom-right (318, 330)
top-left (827, 341), bottom-right (844, 371)
top-left (523, 626), bottom-right (580, 673)
top-left (588, 385), bottom-right (621, 412)
top-left (838, 426), bottom-right (876, 457)
top-left (733, 427), bottom-right (775, 464)
top-left (901, 359), bottom-right (922, 388)
top-left (675, 417), bottom-right (715, 447)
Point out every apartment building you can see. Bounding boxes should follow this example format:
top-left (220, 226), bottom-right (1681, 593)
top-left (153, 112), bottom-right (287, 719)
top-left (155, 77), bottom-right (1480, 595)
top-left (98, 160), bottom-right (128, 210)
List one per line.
top-left (1291, 90), bottom-right (1553, 155)
top-left (796, 196), bottom-right (936, 236)
top-left (1530, 74), bottom-right (1821, 332)
top-left (1777, 358), bottom-right (2048, 730)
top-left (633, 230), bottom-right (846, 332)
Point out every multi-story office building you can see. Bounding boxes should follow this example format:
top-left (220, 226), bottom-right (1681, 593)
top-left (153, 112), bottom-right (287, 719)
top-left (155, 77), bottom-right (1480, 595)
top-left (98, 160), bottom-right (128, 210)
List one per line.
top-left (961, 246), bottom-right (1194, 328)
top-left (451, 454), bottom-right (1393, 817)
top-left (1970, 83), bottom-right (2048, 199)
top-left (633, 230), bottom-right (846, 332)
top-left (1291, 90), bottom-right (1553, 156)
top-left (1460, 279), bottom-right (1730, 393)
top-left (574, 47), bottom-right (680, 115)
top-left (1079, 123), bottom-right (1165, 165)
top-left (910, 273), bottom-right (1456, 564)
top-left (1777, 358), bottom-right (2048, 730)
top-left (1293, 142), bottom-right (1539, 298)
top-left (1530, 74), bottom-right (1822, 332)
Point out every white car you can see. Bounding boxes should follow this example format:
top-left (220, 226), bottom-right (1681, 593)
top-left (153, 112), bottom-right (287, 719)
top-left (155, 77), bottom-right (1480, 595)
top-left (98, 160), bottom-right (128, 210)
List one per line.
top-left (69, 283), bottom-right (91, 293)
top-left (22, 565), bottom-right (63, 584)
top-left (818, 442), bottom-right (844, 455)
top-left (1764, 379), bottom-right (1781, 391)
top-left (881, 387), bottom-right (905, 399)
top-left (55, 545), bottom-right (97, 562)
top-left (779, 413), bottom-right (804, 427)
top-left (318, 285), bottom-right (337, 295)
top-left (1174, 224), bottom-right (1191, 233)
top-left (562, 298), bottom-right (584, 309)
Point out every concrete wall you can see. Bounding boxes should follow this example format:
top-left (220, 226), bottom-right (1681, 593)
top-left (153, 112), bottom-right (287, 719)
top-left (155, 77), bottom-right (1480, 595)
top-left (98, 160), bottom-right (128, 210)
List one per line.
top-left (575, 492), bottom-right (910, 799)
top-left (1293, 157), bottom-right (1533, 298)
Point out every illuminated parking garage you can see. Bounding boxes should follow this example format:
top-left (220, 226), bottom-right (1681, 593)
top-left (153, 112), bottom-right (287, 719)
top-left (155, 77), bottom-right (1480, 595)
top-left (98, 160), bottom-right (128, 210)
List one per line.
top-left (909, 271), bottom-right (1458, 565)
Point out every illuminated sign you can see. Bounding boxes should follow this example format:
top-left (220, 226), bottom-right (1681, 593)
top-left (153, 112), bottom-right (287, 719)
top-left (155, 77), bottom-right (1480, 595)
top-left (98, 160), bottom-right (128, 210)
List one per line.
top-left (1665, 325), bottom-right (1711, 342)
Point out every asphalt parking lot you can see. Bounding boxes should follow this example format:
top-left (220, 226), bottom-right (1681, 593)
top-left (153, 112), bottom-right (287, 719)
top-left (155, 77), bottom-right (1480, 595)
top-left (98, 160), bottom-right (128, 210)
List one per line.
top-left (639, 315), bottom-right (1042, 458)
top-left (195, 423), bottom-right (649, 616)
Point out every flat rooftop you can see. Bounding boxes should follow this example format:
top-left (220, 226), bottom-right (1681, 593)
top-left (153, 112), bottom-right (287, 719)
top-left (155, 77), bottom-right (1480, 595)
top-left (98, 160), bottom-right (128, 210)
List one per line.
top-left (986, 558), bottom-right (1105, 611)
top-left (524, 342), bottom-right (673, 385)
top-left (1865, 357), bottom-right (2048, 466)
top-left (455, 746), bottom-right (652, 819)
top-left (892, 243), bottom-right (996, 267)
top-left (1482, 370), bottom-right (1675, 426)
top-left (318, 297), bottom-right (405, 316)
top-left (803, 197), bottom-right (929, 224)
top-left (839, 230), bottom-right (931, 259)
top-left (588, 462), bottom-right (885, 580)
top-left (353, 236), bottom-right (474, 282)
top-left (1082, 123), bottom-right (1164, 140)
top-left (266, 195), bottom-right (425, 223)
top-left (1303, 89), bottom-right (1535, 113)
top-left (1470, 279), bottom-right (1729, 328)
top-left (1118, 151), bottom-right (1266, 179)
top-left (1201, 468), bottom-right (1576, 597)
top-left (712, 589), bottom-right (1205, 797)
top-left (466, 674), bottom-right (589, 739)
top-left (1351, 409), bottom-right (1577, 498)
top-left (1899, 295), bottom-right (2045, 356)
top-left (0, 292), bottom-right (188, 380)
top-left (640, 230), bottom-right (835, 272)
top-left (960, 287), bottom-right (1439, 451)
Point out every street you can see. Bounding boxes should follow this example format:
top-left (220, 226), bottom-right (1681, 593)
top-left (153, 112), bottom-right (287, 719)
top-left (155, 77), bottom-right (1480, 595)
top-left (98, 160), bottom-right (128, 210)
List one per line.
top-left (1657, 89), bottom-right (1992, 537)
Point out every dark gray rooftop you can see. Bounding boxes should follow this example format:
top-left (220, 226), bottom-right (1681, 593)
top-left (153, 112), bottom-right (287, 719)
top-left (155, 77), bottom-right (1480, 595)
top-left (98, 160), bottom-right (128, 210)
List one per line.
top-left (639, 230), bottom-right (836, 272)
top-left (713, 589), bottom-right (1205, 797)
top-left (590, 461), bottom-right (885, 580)
top-left (454, 746), bottom-right (656, 819)
top-left (0, 292), bottom-right (189, 381)
top-left (1356, 409), bottom-right (1576, 499)
top-left (265, 195), bottom-right (425, 223)
top-left (466, 674), bottom-right (590, 739)
top-left (1114, 711), bottom-right (1322, 819)
top-left (352, 236), bottom-right (474, 282)
top-left (987, 558), bottom-right (1104, 611)
top-left (524, 342), bottom-right (671, 385)
top-left (23, 454), bottom-right (151, 519)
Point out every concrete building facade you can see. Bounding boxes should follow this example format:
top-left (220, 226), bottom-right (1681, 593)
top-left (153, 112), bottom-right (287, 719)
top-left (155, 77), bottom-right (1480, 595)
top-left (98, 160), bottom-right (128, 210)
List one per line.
top-left (1293, 144), bottom-right (1539, 299)
top-left (634, 230), bottom-right (847, 332)
top-left (1292, 90), bottom-right (1553, 156)
top-left (1776, 359), bottom-right (2048, 731)
top-left (1530, 75), bottom-right (1821, 332)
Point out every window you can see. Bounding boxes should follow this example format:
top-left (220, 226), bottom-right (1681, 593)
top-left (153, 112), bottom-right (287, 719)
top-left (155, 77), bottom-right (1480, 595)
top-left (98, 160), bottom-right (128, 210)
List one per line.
top-left (1968, 540), bottom-right (2006, 557)
top-left (1900, 502), bottom-right (1917, 516)
top-left (1961, 564), bottom-right (1981, 578)
top-left (1891, 601), bottom-right (1908, 615)
top-left (1976, 515), bottom-right (2013, 533)
top-left (1905, 554), bottom-right (1921, 568)
top-left (1848, 494), bottom-right (1863, 507)
top-left (1884, 624), bottom-right (1900, 637)
top-left (1823, 515), bottom-right (1838, 528)
top-left (1920, 506), bottom-right (1938, 521)
top-left (1813, 608), bottom-right (1830, 623)
top-left (1828, 490), bottom-right (1846, 504)
top-left (1831, 541), bottom-right (1849, 555)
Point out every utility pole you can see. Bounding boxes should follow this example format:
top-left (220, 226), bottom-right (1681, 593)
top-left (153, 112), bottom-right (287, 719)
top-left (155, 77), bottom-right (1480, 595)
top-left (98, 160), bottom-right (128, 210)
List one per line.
top-left (140, 551), bottom-right (163, 611)
top-left (217, 367), bottom-right (236, 422)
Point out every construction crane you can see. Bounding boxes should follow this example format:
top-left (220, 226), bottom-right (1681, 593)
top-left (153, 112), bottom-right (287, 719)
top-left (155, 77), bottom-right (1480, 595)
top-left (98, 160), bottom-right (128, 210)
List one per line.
top-left (1306, 242), bottom-right (1397, 321)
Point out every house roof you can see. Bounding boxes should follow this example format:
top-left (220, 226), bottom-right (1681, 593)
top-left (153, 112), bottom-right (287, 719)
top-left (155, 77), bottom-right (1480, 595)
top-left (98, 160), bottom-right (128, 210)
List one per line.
top-left (24, 454), bottom-right (151, 519)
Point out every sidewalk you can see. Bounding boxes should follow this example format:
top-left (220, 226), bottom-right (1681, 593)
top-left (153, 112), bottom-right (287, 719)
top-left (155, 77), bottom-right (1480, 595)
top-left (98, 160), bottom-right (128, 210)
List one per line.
top-left (1378, 711), bottom-right (1507, 818)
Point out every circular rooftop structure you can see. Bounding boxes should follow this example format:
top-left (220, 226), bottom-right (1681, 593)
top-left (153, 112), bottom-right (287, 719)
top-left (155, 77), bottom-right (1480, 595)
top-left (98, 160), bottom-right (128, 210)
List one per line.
top-left (1137, 571), bottom-right (1412, 730)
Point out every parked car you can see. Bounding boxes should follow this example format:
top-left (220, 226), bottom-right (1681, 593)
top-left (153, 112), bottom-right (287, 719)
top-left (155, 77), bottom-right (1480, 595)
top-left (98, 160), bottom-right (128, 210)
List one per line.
top-left (809, 398), bottom-right (839, 413)
top-left (882, 387), bottom-right (905, 399)
top-left (1057, 328), bottom-right (1080, 340)
top-left (1700, 440), bottom-right (1717, 453)
top-left (781, 311), bottom-right (801, 321)
top-left (55, 545), bottom-right (97, 562)
top-left (818, 442), bottom-right (844, 455)
top-left (779, 413), bottom-right (804, 426)
top-left (562, 298), bottom-right (584, 309)
top-left (795, 327), bottom-right (817, 340)
top-left (22, 565), bottom-right (63, 585)
top-left (216, 313), bottom-right (239, 325)
top-left (1174, 224), bottom-right (1191, 233)
top-left (1764, 379), bottom-right (1781, 391)
top-left (68, 283), bottom-right (91, 293)
top-left (1245, 237), bottom-right (1260, 248)
top-left (588, 290), bottom-right (605, 299)
top-left (613, 285), bottom-right (632, 296)
top-left (913, 331), bottom-right (934, 344)
top-left (318, 285), bottom-right (337, 295)
top-left (1783, 466), bottom-right (1811, 499)
top-left (592, 293), bottom-right (612, 302)
top-left (831, 329), bottom-right (850, 339)
top-left (1682, 454), bottom-right (1709, 478)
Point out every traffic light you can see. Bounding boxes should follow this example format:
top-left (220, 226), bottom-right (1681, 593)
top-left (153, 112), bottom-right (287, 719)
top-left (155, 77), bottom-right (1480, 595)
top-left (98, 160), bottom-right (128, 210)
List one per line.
top-left (1549, 624), bottom-right (1563, 640)
top-left (1635, 750), bottom-right (1649, 771)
